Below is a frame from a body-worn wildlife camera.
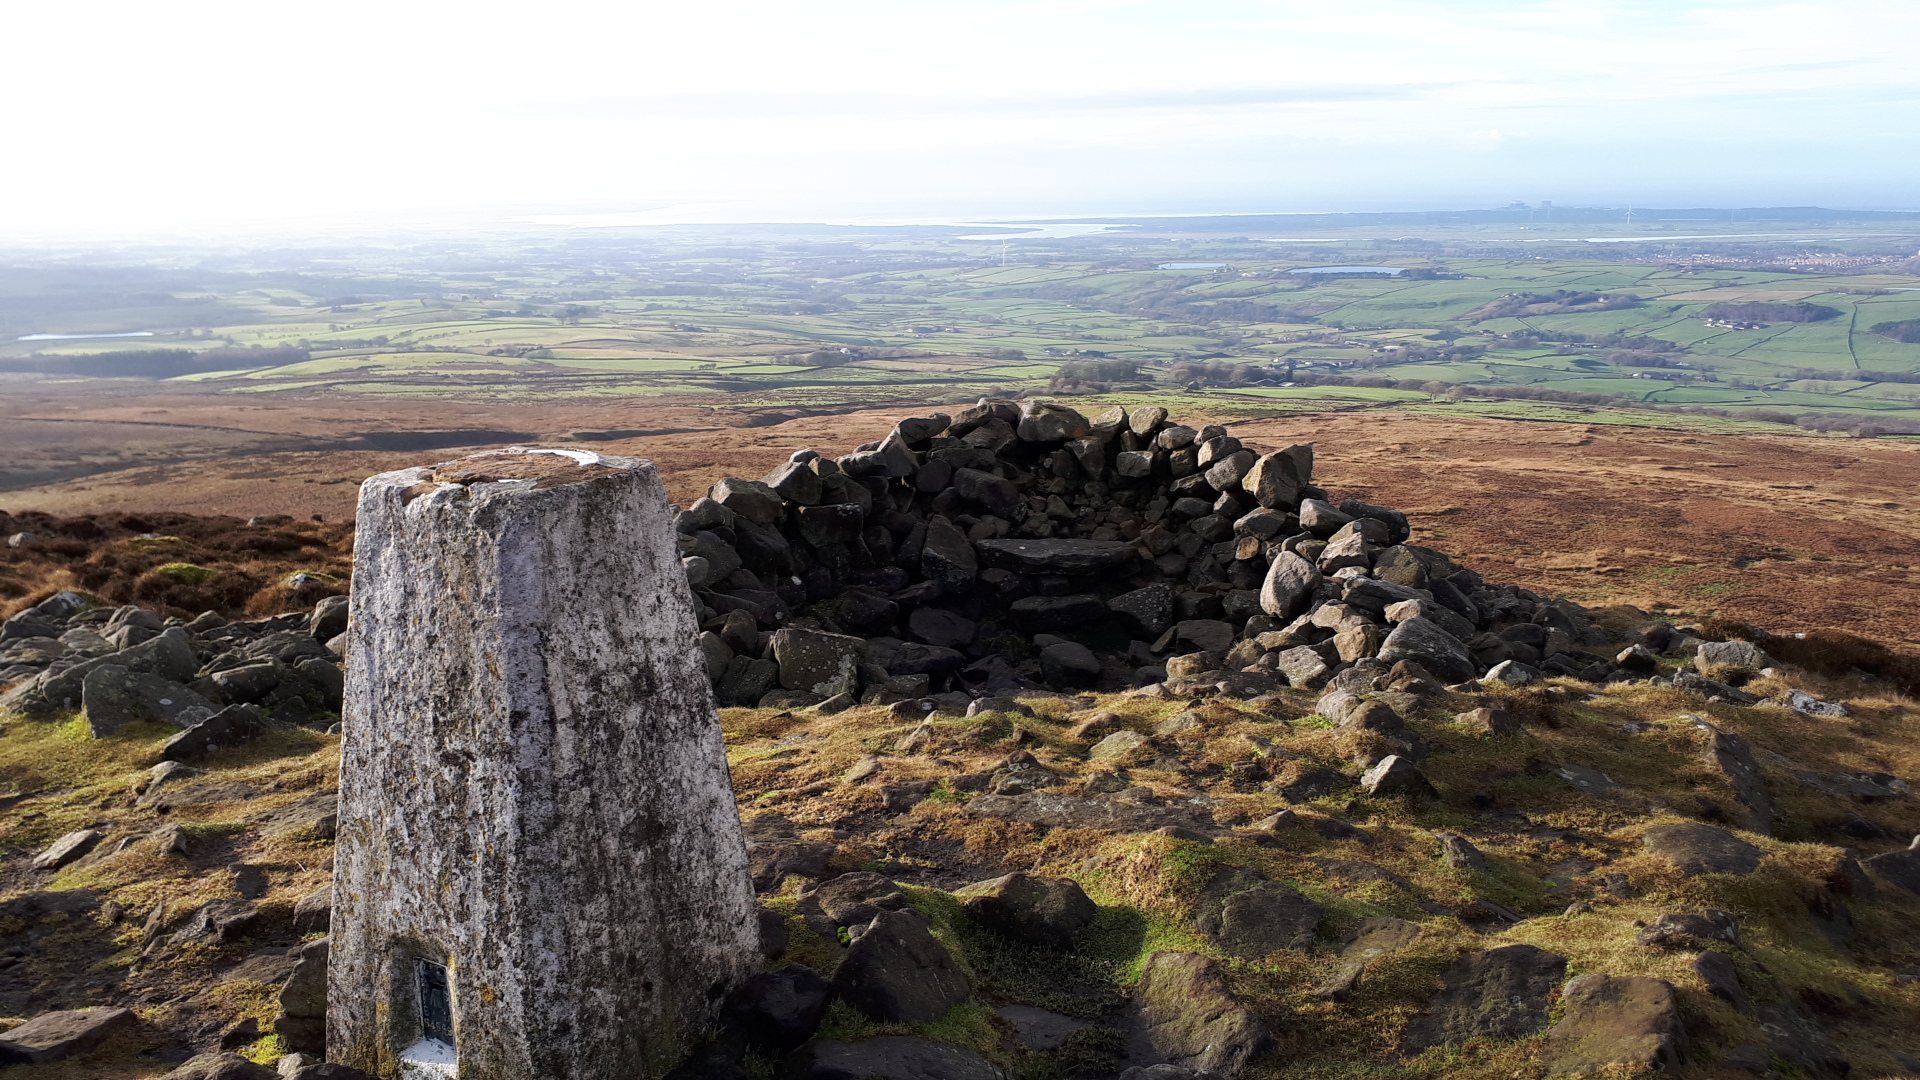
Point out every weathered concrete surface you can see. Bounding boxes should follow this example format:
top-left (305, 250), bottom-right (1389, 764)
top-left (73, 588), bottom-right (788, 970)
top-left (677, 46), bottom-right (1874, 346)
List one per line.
top-left (329, 447), bottom-right (758, 1080)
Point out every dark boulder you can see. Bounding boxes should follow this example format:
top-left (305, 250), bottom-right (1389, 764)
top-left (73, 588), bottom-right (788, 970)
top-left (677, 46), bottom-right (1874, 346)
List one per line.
top-left (832, 911), bottom-right (973, 1024)
top-left (955, 872), bottom-right (1097, 949)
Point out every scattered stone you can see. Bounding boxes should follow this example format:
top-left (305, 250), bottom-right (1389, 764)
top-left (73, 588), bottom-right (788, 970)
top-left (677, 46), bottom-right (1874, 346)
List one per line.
top-left (0, 1006), bottom-right (137, 1065)
top-left (1785, 689), bottom-right (1848, 718)
top-left (1553, 764), bottom-right (1619, 796)
top-left (1641, 823), bottom-right (1764, 876)
top-left (1400, 944), bottom-right (1568, 1053)
top-left (1699, 722), bottom-right (1774, 835)
top-left (1482, 659), bottom-right (1540, 686)
top-left (161, 704), bottom-right (266, 762)
top-left (1634, 909), bottom-right (1741, 949)
top-left (1693, 951), bottom-right (1747, 1009)
top-left (30, 829), bottom-right (102, 871)
top-left (169, 899), bottom-right (260, 946)
top-left (832, 910), bottom-right (973, 1023)
top-left (1540, 974), bottom-right (1686, 1076)
top-left (292, 886), bottom-right (332, 933)
top-left (1696, 639), bottom-right (1772, 673)
top-left (1124, 951), bottom-right (1268, 1077)
top-left (1455, 706), bottom-right (1519, 735)
top-left (1378, 617), bottom-right (1476, 683)
top-left (1360, 755), bottom-right (1436, 798)
top-left (956, 872), bottom-right (1097, 949)
top-left (1434, 832), bottom-right (1487, 870)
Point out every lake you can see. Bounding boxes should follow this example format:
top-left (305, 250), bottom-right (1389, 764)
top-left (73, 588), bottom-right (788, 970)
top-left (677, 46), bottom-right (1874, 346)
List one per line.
top-left (1288, 265), bottom-right (1404, 275)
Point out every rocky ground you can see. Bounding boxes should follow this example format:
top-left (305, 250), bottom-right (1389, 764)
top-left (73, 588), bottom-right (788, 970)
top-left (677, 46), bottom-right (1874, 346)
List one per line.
top-left (0, 403), bottom-right (1916, 1079)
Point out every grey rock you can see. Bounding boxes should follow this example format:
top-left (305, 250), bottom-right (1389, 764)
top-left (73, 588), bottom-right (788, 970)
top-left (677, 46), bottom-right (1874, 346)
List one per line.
top-left (1693, 951), bottom-right (1746, 1009)
top-left (272, 938), bottom-right (328, 1053)
top-left (81, 665), bottom-right (217, 737)
top-left (1010, 594), bottom-right (1107, 631)
top-left (1377, 617), bottom-right (1476, 683)
top-left (798, 873), bottom-right (911, 933)
top-left (1434, 832), bottom-right (1486, 870)
top-left (1018, 401), bottom-right (1092, 442)
top-left (1273, 646), bottom-right (1331, 689)
top-left (952, 468), bottom-right (1023, 519)
top-left (1040, 642), bottom-right (1101, 687)
top-left (797, 503), bottom-right (867, 547)
top-left (1400, 944), bottom-right (1568, 1053)
top-left (718, 655), bottom-right (781, 706)
top-left (765, 460), bottom-right (825, 505)
top-left (169, 898), bottom-right (260, 945)
top-left (920, 519), bottom-right (979, 592)
top-left (976, 538), bottom-right (1135, 575)
top-left (772, 629), bottom-right (867, 696)
top-left (0, 1006), bottom-right (137, 1065)
top-left (1696, 639), bottom-right (1772, 672)
top-left (1640, 823), bottom-right (1763, 876)
top-left (210, 660), bottom-right (285, 704)
top-left (833, 910), bottom-right (973, 1023)
top-left (1124, 951), bottom-right (1267, 1077)
top-left (997, 1005), bottom-right (1088, 1051)
top-left (293, 886), bottom-right (332, 933)
top-left (908, 607), bottom-right (977, 650)
top-left (1863, 847), bottom-right (1920, 895)
top-left (956, 872), bottom-right (1097, 948)
top-left (1541, 974), bottom-right (1685, 1076)
top-left (1110, 584), bottom-right (1178, 638)
top-left (1193, 867), bottom-right (1321, 958)
top-left (1360, 755), bottom-right (1436, 798)
top-left (310, 595), bottom-right (350, 642)
top-left (1700, 722), bottom-right (1774, 834)
top-left (1633, 909), bottom-right (1740, 949)
top-left (713, 477), bottom-right (787, 524)
top-left (1482, 659), bottom-right (1539, 685)
top-left (30, 829), bottom-right (102, 871)
top-left (162, 705), bottom-right (266, 762)
top-left (1259, 551), bottom-right (1321, 620)
top-left (1671, 669), bottom-right (1759, 705)
top-left (1755, 1002), bottom-right (1850, 1079)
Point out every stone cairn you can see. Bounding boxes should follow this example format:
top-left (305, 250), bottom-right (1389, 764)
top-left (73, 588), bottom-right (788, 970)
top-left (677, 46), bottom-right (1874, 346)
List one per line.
top-left (679, 398), bottom-right (1631, 713)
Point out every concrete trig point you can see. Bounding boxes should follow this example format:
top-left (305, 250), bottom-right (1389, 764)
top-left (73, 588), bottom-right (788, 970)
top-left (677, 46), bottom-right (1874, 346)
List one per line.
top-left (330, 447), bottom-right (757, 1079)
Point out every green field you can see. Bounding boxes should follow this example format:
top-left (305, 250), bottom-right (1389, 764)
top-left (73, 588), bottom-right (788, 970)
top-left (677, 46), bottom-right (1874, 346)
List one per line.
top-left (4, 220), bottom-right (1919, 431)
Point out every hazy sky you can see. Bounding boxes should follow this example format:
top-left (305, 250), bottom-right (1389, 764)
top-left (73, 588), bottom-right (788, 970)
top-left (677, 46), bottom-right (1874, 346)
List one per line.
top-left (3, 0), bottom-right (1917, 238)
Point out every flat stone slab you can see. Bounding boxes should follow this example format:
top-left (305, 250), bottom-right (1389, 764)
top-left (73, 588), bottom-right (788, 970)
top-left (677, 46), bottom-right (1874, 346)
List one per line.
top-left (1400, 944), bottom-right (1567, 1054)
top-left (996, 1005), bottom-right (1087, 1050)
top-left (1641, 823), bottom-right (1764, 876)
top-left (976, 539), bottom-right (1135, 575)
top-left (1541, 974), bottom-right (1685, 1076)
top-left (0, 1006), bottom-right (136, 1064)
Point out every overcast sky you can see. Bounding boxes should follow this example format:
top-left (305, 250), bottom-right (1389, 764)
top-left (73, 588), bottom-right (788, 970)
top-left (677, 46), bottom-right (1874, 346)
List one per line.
top-left (3, 0), bottom-right (1916, 239)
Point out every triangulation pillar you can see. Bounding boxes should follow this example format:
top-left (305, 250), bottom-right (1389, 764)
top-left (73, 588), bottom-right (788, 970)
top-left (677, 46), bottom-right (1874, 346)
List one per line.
top-left (329, 447), bottom-right (757, 1079)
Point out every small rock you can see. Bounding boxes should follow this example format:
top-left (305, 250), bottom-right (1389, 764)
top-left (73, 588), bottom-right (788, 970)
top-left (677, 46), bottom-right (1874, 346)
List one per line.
top-left (1193, 867), bottom-right (1322, 959)
top-left (1634, 909), bottom-right (1741, 949)
top-left (1455, 706), bottom-right (1519, 735)
top-left (1483, 659), bottom-right (1540, 686)
top-left (271, 938), bottom-right (328, 1053)
top-left (1693, 951), bottom-right (1747, 1009)
top-left (30, 829), bottom-right (102, 871)
top-left (1360, 755), bottom-right (1436, 798)
top-left (1434, 832), bottom-right (1486, 870)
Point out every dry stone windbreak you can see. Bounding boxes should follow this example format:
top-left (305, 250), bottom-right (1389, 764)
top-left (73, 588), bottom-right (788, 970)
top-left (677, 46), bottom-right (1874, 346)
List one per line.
top-left (677, 399), bottom-right (1634, 710)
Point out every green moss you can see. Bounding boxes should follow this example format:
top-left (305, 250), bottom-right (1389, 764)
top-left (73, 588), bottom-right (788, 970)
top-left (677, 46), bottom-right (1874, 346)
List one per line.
top-left (155, 562), bottom-right (217, 585)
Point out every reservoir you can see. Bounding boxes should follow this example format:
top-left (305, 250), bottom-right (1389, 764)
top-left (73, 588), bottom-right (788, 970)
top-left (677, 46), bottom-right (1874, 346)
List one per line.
top-left (17, 331), bottom-right (155, 341)
top-left (1288, 266), bottom-right (1404, 275)
top-left (1157, 262), bottom-right (1227, 269)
